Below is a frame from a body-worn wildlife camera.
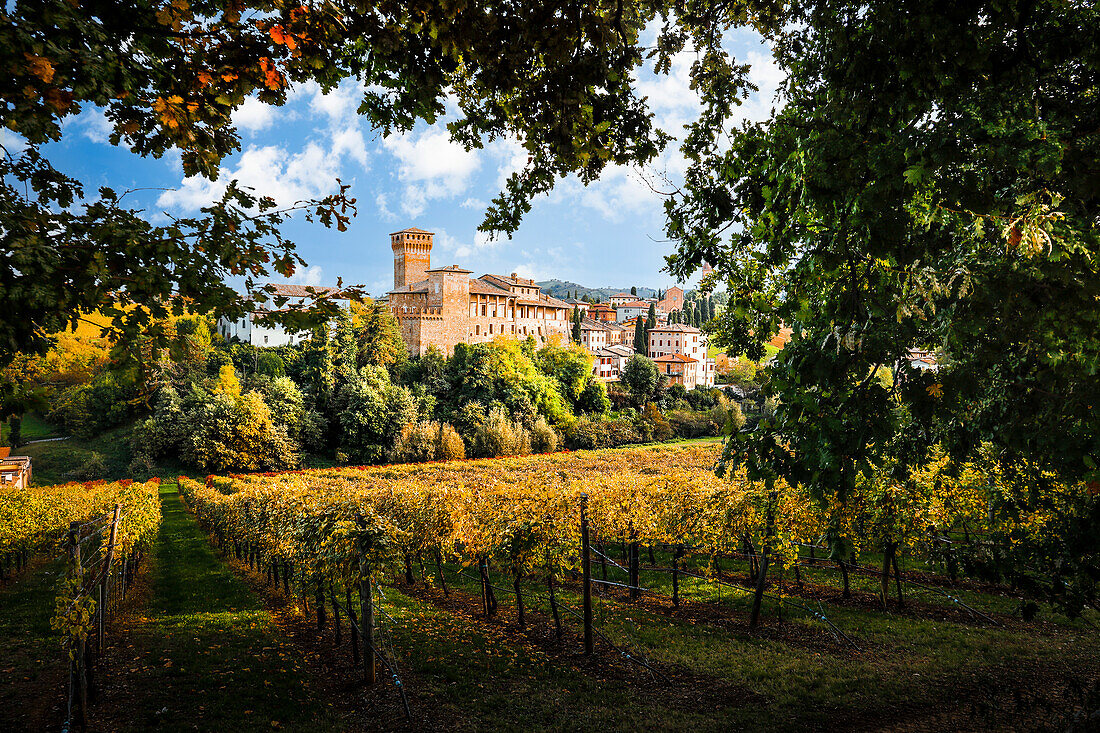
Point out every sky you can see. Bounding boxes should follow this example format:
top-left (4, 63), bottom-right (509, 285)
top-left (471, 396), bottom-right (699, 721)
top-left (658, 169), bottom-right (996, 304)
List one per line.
top-left (33, 27), bottom-right (783, 299)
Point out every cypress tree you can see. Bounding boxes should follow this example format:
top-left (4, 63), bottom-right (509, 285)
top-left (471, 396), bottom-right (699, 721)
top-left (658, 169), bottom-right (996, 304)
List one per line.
top-left (572, 307), bottom-right (583, 343)
top-left (630, 286), bottom-right (637, 296)
top-left (633, 316), bottom-right (646, 354)
top-left (646, 302), bottom-right (657, 331)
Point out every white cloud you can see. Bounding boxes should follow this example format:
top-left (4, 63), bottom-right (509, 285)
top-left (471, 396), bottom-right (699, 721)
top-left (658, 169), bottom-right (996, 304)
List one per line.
top-left (375, 192), bottom-right (398, 221)
top-left (290, 265), bottom-right (324, 286)
top-left (461, 197), bottom-right (486, 210)
top-left (330, 126), bottom-right (368, 167)
top-left (0, 127), bottom-right (28, 153)
top-left (435, 228), bottom-right (497, 261)
top-left (382, 126), bottom-right (482, 216)
top-left (310, 82), bottom-right (362, 122)
top-left (233, 97), bottom-right (277, 133)
top-left (158, 141), bottom-right (343, 211)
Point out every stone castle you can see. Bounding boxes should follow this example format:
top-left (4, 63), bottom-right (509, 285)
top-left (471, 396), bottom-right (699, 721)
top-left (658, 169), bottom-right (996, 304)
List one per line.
top-left (386, 227), bottom-right (572, 356)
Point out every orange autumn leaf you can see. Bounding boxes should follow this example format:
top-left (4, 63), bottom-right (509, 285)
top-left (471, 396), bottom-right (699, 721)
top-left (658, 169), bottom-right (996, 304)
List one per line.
top-left (24, 53), bottom-right (55, 84)
top-left (221, 71), bottom-right (238, 82)
top-left (259, 57), bottom-right (284, 90)
top-left (196, 70), bottom-right (213, 86)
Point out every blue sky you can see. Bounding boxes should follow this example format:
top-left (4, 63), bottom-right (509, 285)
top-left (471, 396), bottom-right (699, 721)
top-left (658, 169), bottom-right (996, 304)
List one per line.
top-left (30, 27), bottom-right (781, 299)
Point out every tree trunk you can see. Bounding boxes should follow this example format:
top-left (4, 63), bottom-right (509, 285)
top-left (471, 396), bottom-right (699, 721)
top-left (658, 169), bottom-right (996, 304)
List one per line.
top-left (330, 583), bottom-right (341, 645)
top-left (672, 545), bottom-right (683, 607)
top-left (892, 551), bottom-right (904, 607)
top-left (315, 581), bottom-right (327, 630)
top-left (513, 572), bottom-right (525, 627)
top-left (880, 543), bottom-right (895, 609)
top-left (749, 547), bottom-right (769, 629)
top-left (347, 586), bottom-right (360, 665)
top-left (435, 550), bottom-right (449, 596)
top-left (547, 571), bottom-right (562, 639)
top-left (837, 559), bottom-right (851, 598)
top-left (404, 554), bottom-right (415, 585)
top-left (629, 540), bottom-right (640, 600)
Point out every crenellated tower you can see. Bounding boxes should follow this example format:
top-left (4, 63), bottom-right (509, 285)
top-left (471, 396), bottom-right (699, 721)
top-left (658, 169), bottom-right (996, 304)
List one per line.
top-left (391, 227), bottom-right (434, 289)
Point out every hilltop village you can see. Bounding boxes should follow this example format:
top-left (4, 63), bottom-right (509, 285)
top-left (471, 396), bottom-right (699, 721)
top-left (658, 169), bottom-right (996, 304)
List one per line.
top-left (220, 227), bottom-right (717, 389)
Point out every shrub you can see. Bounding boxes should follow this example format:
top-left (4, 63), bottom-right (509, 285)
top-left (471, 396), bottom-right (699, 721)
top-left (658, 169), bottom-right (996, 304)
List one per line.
top-left (642, 403), bottom-right (674, 442)
top-left (666, 409), bottom-right (716, 438)
top-left (256, 351), bottom-right (286, 377)
top-left (529, 416), bottom-right (560, 453)
top-left (472, 406), bottom-right (532, 458)
top-left (563, 417), bottom-right (645, 450)
top-left (70, 452), bottom-right (108, 481)
top-left (711, 400), bottom-right (745, 435)
top-left (391, 421), bottom-right (467, 463)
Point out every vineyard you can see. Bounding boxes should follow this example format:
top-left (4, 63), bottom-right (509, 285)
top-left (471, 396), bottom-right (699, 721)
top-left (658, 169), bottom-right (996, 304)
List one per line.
top-left (170, 444), bottom-right (1100, 728)
top-left (0, 479), bottom-right (162, 730)
top-left (0, 447), bottom-right (1096, 730)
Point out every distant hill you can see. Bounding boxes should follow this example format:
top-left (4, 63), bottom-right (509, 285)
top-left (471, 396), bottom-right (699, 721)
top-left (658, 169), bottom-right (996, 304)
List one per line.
top-left (537, 279), bottom-right (659, 302)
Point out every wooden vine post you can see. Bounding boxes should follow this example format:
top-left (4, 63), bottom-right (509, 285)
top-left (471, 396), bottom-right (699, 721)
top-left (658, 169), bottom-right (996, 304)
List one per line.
top-left (580, 493), bottom-right (593, 656)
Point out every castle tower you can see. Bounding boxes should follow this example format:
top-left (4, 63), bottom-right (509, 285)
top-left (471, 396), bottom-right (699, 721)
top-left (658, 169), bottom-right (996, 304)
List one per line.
top-left (391, 227), bottom-right (434, 289)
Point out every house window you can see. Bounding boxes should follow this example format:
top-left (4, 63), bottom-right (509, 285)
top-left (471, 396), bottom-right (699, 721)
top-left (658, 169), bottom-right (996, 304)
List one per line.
top-left (476, 325), bottom-right (480, 335)
top-left (482, 304), bottom-right (487, 316)
top-left (489, 323), bottom-right (494, 334)
top-left (264, 335), bottom-right (269, 344)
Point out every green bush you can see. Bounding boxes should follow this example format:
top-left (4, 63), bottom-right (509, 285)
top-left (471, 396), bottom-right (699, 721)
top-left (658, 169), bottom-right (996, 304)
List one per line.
top-left (472, 406), bottom-right (531, 458)
top-left (391, 421), bottom-right (466, 463)
top-left (69, 451), bottom-right (108, 481)
top-left (529, 416), bottom-right (560, 453)
top-left (563, 417), bottom-right (645, 450)
top-left (256, 351), bottom-right (286, 377)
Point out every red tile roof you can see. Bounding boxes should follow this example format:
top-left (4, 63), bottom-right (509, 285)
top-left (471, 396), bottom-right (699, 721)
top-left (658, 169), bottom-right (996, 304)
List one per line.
top-left (649, 324), bottom-right (701, 333)
top-left (391, 227), bottom-right (433, 235)
top-left (654, 353), bottom-right (698, 363)
top-left (267, 283), bottom-right (345, 298)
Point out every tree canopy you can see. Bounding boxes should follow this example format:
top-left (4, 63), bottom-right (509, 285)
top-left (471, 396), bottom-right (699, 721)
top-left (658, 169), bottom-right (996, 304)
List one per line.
top-left (663, 0), bottom-right (1100, 611)
top-left (4, 0), bottom-right (762, 363)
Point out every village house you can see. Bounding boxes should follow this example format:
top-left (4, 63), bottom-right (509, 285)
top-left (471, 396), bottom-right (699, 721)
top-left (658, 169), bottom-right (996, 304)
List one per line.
top-left (386, 228), bottom-right (572, 356)
top-left (654, 353), bottom-right (706, 389)
top-left (616, 300), bottom-right (666, 323)
top-left (586, 302), bottom-right (617, 323)
top-left (217, 284), bottom-right (352, 347)
top-left (647, 323), bottom-right (717, 387)
top-left (0, 447), bottom-right (31, 489)
top-left (578, 318), bottom-right (632, 352)
top-left (578, 319), bottom-right (608, 351)
top-left (608, 292), bottom-right (636, 307)
top-left (593, 344), bottom-right (635, 381)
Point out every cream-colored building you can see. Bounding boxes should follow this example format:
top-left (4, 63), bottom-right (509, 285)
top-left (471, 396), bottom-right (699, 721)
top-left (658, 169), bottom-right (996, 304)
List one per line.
top-left (647, 324), bottom-right (716, 387)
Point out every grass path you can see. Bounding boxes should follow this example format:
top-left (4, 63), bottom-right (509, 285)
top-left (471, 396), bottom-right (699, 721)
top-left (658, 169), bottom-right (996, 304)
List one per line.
top-left (96, 482), bottom-right (343, 732)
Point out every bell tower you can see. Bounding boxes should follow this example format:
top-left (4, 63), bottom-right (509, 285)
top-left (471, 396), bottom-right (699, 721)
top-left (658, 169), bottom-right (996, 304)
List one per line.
top-left (391, 227), bottom-right (434, 289)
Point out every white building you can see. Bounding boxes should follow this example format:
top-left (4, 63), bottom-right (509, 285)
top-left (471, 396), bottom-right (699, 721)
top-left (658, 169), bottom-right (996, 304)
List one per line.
top-left (593, 344), bottom-right (635, 381)
top-left (647, 324), bottom-right (716, 387)
top-left (217, 284), bottom-right (351, 347)
top-left (616, 300), bottom-right (666, 323)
